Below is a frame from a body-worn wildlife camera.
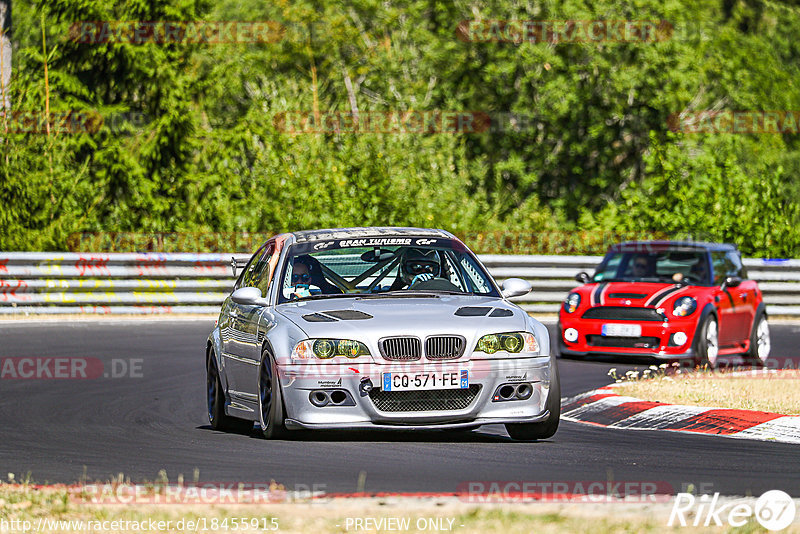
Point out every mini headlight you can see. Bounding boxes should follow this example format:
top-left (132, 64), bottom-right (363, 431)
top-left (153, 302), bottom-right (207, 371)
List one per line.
top-left (292, 339), bottom-right (371, 360)
top-left (475, 332), bottom-right (538, 355)
top-left (673, 296), bottom-right (697, 317)
top-left (564, 292), bottom-right (581, 314)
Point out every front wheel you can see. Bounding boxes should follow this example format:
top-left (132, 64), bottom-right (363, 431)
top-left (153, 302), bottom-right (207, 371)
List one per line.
top-left (694, 315), bottom-right (719, 369)
top-left (258, 349), bottom-right (287, 439)
top-left (745, 314), bottom-right (770, 366)
top-left (505, 362), bottom-right (560, 441)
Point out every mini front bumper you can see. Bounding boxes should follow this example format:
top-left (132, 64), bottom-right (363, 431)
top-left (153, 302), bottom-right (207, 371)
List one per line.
top-left (557, 315), bottom-right (700, 360)
top-left (276, 357), bottom-right (553, 430)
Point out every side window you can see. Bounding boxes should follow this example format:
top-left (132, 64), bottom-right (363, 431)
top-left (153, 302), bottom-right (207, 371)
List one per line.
top-left (710, 252), bottom-right (727, 285)
top-left (235, 245), bottom-right (267, 290)
top-left (725, 251), bottom-right (745, 279)
top-left (252, 245), bottom-right (276, 296)
top-left (711, 251), bottom-right (739, 284)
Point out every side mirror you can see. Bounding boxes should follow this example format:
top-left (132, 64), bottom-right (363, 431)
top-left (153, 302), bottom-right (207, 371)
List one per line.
top-left (231, 287), bottom-right (268, 307)
top-left (575, 272), bottom-right (591, 284)
top-left (722, 276), bottom-right (742, 289)
top-left (501, 278), bottom-right (532, 299)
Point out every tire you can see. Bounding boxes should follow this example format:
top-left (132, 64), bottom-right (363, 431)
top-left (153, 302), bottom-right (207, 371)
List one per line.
top-left (207, 352), bottom-right (253, 433)
top-left (505, 361), bottom-right (560, 441)
top-left (694, 315), bottom-right (719, 369)
top-left (745, 314), bottom-right (771, 366)
top-left (258, 349), bottom-right (287, 439)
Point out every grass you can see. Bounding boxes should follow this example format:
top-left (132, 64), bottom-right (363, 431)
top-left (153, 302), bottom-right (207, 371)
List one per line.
top-left (612, 366), bottom-right (800, 415)
top-left (4, 482), bottom-right (794, 533)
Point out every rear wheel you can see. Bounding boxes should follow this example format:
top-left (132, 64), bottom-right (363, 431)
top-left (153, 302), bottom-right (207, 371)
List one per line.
top-left (505, 362), bottom-right (560, 441)
top-left (694, 315), bottom-right (719, 369)
top-left (207, 353), bottom-right (253, 432)
top-left (258, 349), bottom-right (287, 439)
top-left (745, 314), bottom-right (770, 366)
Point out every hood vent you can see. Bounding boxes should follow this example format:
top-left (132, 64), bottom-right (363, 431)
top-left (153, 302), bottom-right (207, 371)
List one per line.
top-left (455, 307), bottom-right (492, 317)
top-left (455, 306), bottom-right (513, 318)
top-left (324, 310), bottom-right (372, 320)
top-left (302, 313), bottom-right (338, 322)
top-left (302, 310), bottom-right (373, 322)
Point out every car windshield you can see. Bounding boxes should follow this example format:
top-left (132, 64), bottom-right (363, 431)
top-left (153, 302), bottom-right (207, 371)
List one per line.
top-left (277, 238), bottom-right (499, 303)
top-left (593, 249), bottom-right (712, 285)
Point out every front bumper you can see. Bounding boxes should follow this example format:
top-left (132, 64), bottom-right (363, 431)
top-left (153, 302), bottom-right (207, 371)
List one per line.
top-left (276, 357), bottom-right (552, 430)
top-left (557, 315), bottom-right (700, 360)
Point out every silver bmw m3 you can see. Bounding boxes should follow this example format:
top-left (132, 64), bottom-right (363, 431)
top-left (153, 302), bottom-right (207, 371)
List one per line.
top-left (206, 227), bottom-right (560, 441)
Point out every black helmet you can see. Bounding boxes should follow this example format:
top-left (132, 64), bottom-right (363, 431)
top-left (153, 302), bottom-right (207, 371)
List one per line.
top-left (401, 248), bottom-right (440, 284)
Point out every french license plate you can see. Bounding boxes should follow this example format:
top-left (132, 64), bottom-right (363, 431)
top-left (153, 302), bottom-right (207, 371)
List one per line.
top-left (382, 370), bottom-right (469, 391)
top-left (602, 323), bottom-right (641, 337)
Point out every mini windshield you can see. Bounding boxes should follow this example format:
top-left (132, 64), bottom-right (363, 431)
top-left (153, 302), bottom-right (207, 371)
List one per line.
top-left (278, 238), bottom-right (499, 303)
top-left (593, 249), bottom-right (712, 285)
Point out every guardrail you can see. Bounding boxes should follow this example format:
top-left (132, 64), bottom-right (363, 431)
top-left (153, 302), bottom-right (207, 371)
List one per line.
top-left (0, 252), bottom-right (798, 316)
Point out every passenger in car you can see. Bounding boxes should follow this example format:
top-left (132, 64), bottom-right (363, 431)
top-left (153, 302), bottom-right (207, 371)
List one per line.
top-left (290, 255), bottom-right (342, 297)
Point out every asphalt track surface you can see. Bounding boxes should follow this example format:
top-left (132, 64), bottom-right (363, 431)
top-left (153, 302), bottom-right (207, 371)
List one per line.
top-left (0, 319), bottom-right (798, 496)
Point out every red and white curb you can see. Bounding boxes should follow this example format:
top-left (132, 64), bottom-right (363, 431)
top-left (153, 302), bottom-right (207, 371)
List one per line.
top-left (561, 386), bottom-right (800, 444)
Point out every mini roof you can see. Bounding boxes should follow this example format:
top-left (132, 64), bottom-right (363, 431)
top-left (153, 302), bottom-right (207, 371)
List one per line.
top-left (610, 240), bottom-right (737, 252)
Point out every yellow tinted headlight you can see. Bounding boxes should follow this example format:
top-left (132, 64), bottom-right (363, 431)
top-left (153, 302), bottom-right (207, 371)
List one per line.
top-left (475, 332), bottom-right (538, 355)
top-left (291, 339), bottom-right (371, 360)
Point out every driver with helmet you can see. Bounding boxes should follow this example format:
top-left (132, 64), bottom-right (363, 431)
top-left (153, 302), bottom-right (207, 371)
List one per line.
top-left (389, 248), bottom-right (443, 290)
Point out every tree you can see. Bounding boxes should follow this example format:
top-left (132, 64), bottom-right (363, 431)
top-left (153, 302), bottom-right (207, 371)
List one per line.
top-left (0, 0), bottom-right (10, 112)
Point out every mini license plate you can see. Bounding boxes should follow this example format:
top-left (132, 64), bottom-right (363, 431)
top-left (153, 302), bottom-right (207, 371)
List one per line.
top-left (381, 370), bottom-right (469, 391)
top-left (602, 323), bottom-right (642, 337)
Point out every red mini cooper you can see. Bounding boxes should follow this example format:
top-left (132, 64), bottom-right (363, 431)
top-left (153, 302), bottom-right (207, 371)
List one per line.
top-left (558, 241), bottom-right (770, 367)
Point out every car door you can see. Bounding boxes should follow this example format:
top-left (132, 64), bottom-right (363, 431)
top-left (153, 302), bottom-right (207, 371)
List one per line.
top-left (711, 251), bottom-right (738, 347)
top-left (726, 250), bottom-right (757, 342)
top-left (223, 243), bottom-right (271, 399)
top-left (236, 243), bottom-right (280, 397)
top-left (220, 245), bottom-right (265, 362)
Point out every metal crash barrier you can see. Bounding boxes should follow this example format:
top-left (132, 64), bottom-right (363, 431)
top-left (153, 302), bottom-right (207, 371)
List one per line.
top-left (0, 252), bottom-right (798, 316)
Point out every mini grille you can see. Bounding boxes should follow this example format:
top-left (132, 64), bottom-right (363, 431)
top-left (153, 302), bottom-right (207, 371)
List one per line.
top-left (369, 385), bottom-right (482, 412)
top-left (379, 337), bottom-right (422, 361)
top-left (425, 336), bottom-right (465, 360)
top-left (586, 335), bottom-right (661, 348)
top-left (582, 306), bottom-right (665, 322)
top-left (607, 293), bottom-right (648, 300)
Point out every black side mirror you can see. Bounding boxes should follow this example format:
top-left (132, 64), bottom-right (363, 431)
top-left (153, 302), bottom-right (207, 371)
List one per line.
top-left (575, 272), bottom-right (591, 284)
top-left (722, 276), bottom-right (742, 289)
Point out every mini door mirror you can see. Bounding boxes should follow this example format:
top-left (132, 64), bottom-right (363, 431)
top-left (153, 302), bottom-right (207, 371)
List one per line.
top-left (501, 278), bottom-right (532, 299)
top-left (722, 276), bottom-right (742, 288)
top-left (575, 272), bottom-right (591, 284)
top-left (231, 287), bottom-right (268, 306)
